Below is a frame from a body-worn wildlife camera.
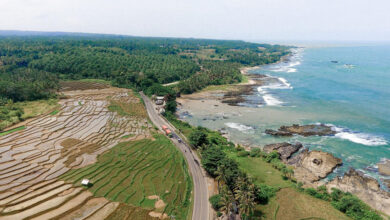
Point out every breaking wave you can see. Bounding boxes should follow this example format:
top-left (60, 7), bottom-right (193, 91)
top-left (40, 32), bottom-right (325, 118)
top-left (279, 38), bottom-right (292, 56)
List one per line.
top-left (270, 48), bottom-right (303, 73)
top-left (328, 124), bottom-right (388, 146)
top-left (256, 77), bottom-right (292, 106)
top-left (225, 122), bottom-right (254, 133)
top-left (262, 94), bottom-right (284, 106)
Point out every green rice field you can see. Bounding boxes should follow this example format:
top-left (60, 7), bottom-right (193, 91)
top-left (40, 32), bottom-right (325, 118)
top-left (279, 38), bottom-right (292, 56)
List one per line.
top-left (60, 133), bottom-right (192, 219)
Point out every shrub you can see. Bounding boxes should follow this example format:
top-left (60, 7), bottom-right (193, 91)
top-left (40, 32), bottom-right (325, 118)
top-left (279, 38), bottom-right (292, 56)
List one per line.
top-left (271, 159), bottom-right (286, 170)
top-left (264, 151), bottom-right (280, 163)
top-left (330, 188), bottom-right (353, 201)
top-left (201, 146), bottom-right (226, 177)
top-left (305, 188), bottom-right (318, 196)
top-left (304, 187), bottom-right (383, 220)
top-left (249, 148), bottom-right (261, 157)
top-left (255, 184), bottom-right (276, 204)
top-left (237, 151), bottom-right (249, 157)
top-left (217, 158), bottom-right (240, 190)
top-left (331, 195), bottom-right (382, 220)
top-left (236, 145), bottom-right (244, 151)
top-left (209, 194), bottom-right (222, 210)
top-left (189, 128), bottom-right (208, 148)
top-left (296, 182), bottom-right (304, 192)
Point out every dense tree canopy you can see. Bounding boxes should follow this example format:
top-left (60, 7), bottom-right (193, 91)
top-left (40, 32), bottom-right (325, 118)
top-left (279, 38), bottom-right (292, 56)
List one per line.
top-left (0, 34), bottom-right (290, 103)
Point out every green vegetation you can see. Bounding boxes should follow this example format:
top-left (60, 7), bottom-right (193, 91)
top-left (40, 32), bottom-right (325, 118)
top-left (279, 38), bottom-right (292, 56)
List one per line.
top-left (165, 118), bottom-right (264, 219)
top-left (108, 100), bottom-right (147, 118)
top-left (165, 116), bottom-right (381, 219)
top-left (189, 127), bottom-right (209, 148)
top-left (0, 102), bottom-right (24, 131)
top-left (297, 186), bottom-right (383, 220)
top-left (121, 134), bottom-right (135, 139)
top-left (49, 109), bottom-right (59, 115)
top-left (0, 125), bottom-right (25, 136)
top-left (0, 34), bottom-right (290, 119)
top-left (106, 91), bottom-right (148, 119)
top-left (60, 134), bottom-right (192, 219)
top-left (260, 188), bottom-right (349, 220)
top-left (209, 194), bottom-right (222, 210)
top-left (0, 98), bottom-right (58, 131)
top-left (78, 78), bottom-right (112, 85)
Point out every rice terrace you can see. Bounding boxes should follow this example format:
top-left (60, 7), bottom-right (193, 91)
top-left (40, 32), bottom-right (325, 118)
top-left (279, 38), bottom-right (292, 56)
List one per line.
top-left (0, 81), bottom-right (192, 219)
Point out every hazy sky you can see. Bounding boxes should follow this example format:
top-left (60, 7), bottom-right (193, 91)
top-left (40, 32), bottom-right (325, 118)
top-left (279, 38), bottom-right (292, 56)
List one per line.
top-left (1, 0), bottom-right (389, 42)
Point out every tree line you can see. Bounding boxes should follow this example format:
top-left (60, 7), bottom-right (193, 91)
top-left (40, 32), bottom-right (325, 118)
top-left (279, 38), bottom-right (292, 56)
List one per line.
top-left (0, 35), bottom-right (290, 104)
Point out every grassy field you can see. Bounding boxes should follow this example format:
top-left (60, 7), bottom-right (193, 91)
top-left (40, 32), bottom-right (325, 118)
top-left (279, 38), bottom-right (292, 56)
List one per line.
top-left (108, 92), bottom-right (147, 119)
top-left (195, 75), bottom-right (249, 93)
top-left (19, 98), bottom-right (59, 120)
top-left (225, 151), bottom-right (293, 189)
top-left (60, 134), bottom-right (192, 219)
top-left (0, 99), bottom-right (59, 131)
top-left (78, 78), bottom-right (112, 85)
top-left (225, 150), bottom-right (349, 220)
top-left (258, 188), bottom-right (350, 220)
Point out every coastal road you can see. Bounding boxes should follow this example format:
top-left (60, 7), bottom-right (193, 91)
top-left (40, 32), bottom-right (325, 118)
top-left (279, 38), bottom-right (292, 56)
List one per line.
top-left (140, 92), bottom-right (211, 220)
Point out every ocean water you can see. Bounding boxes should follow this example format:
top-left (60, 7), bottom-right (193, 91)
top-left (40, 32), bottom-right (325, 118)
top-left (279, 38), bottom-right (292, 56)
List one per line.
top-left (178, 45), bottom-right (390, 186)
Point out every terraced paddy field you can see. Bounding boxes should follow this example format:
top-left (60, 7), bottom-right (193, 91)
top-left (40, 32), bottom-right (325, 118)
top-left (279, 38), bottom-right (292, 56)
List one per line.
top-left (0, 82), bottom-right (191, 219)
top-left (61, 134), bottom-right (192, 219)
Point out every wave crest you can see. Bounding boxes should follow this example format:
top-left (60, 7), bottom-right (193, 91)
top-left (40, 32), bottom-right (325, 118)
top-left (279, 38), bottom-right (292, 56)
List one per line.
top-left (225, 122), bottom-right (254, 133)
top-left (327, 124), bottom-right (388, 146)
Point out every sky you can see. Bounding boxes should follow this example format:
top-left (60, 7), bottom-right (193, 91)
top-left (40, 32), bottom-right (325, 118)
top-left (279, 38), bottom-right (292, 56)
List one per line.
top-left (0, 0), bottom-right (389, 42)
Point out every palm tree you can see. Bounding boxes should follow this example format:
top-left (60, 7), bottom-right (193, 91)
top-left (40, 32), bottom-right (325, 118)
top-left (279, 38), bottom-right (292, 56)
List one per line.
top-left (234, 178), bottom-right (256, 220)
top-left (215, 165), bottom-right (226, 193)
top-left (281, 167), bottom-right (294, 180)
top-left (219, 186), bottom-right (234, 217)
top-left (285, 167), bottom-right (294, 180)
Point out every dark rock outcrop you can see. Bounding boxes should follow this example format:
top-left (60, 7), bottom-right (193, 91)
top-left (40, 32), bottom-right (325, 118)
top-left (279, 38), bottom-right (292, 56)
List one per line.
top-left (327, 169), bottom-right (390, 216)
top-left (263, 142), bottom-right (303, 162)
top-left (265, 124), bottom-right (336, 137)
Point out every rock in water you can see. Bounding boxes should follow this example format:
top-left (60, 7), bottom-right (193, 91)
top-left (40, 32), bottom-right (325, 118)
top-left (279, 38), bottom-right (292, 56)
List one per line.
top-left (289, 150), bottom-right (342, 183)
top-left (327, 169), bottom-right (390, 216)
top-left (378, 159), bottom-right (390, 176)
top-left (263, 142), bottom-right (303, 161)
top-left (265, 129), bottom-right (293, 136)
top-left (265, 124), bottom-right (336, 137)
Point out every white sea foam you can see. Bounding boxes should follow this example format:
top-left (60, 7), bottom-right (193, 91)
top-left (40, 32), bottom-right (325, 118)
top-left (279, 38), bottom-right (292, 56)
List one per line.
top-left (270, 48), bottom-right (303, 73)
top-left (277, 77), bottom-right (292, 88)
top-left (225, 122), bottom-right (254, 133)
top-left (262, 94), bottom-right (284, 106)
top-left (326, 124), bottom-right (388, 146)
top-left (256, 77), bottom-right (292, 106)
top-left (335, 132), bottom-right (387, 146)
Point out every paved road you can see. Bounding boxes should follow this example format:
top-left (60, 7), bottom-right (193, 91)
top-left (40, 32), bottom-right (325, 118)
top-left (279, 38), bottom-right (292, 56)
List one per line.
top-left (140, 92), bottom-right (210, 220)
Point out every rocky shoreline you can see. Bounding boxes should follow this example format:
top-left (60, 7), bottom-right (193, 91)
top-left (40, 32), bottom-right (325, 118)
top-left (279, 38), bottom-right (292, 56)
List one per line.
top-left (176, 62), bottom-right (390, 216)
top-left (265, 124), bottom-right (336, 137)
top-left (267, 141), bottom-right (390, 216)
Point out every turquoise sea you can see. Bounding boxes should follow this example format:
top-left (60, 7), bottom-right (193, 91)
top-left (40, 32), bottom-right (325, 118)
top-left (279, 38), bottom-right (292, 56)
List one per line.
top-left (178, 45), bottom-right (390, 186)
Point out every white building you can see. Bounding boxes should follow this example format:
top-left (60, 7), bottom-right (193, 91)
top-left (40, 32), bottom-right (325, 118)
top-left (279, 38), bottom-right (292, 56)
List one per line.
top-left (81, 179), bottom-right (90, 186)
